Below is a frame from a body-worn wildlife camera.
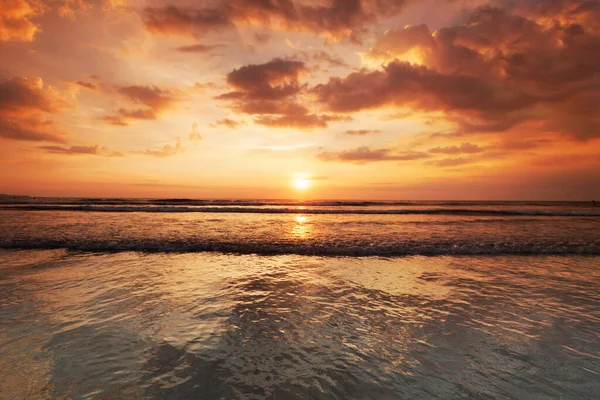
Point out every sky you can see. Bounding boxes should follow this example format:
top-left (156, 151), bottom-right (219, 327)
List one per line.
top-left (1, 0), bottom-right (599, 200)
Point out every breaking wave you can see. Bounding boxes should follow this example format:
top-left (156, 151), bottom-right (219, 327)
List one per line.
top-left (1, 238), bottom-right (598, 256)
top-left (2, 204), bottom-right (600, 216)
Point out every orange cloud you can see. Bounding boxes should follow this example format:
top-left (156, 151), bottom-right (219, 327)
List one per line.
top-left (0, 0), bottom-right (38, 41)
top-left (429, 143), bottom-right (485, 154)
top-left (0, 76), bottom-right (70, 142)
top-left (74, 81), bottom-right (98, 90)
top-left (174, 43), bottom-right (225, 53)
top-left (318, 147), bottom-right (431, 164)
top-left (143, 6), bottom-right (234, 38)
top-left (102, 85), bottom-right (180, 126)
top-left (0, 117), bottom-right (65, 142)
top-left (142, 0), bottom-right (409, 40)
top-left (218, 58), bottom-right (347, 130)
top-left (222, 58), bottom-right (307, 100)
top-left (344, 129), bottom-right (381, 135)
top-left (350, 1), bottom-right (600, 140)
top-left (0, 0), bottom-right (126, 42)
top-left (314, 61), bottom-right (535, 117)
top-left (136, 137), bottom-right (185, 158)
top-left (38, 145), bottom-right (123, 157)
top-left (210, 118), bottom-right (245, 129)
top-left (255, 113), bottom-right (347, 129)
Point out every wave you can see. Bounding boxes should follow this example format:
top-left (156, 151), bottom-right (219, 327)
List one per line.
top-left (1, 239), bottom-right (598, 256)
top-left (1, 198), bottom-right (596, 207)
top-left (2, 204), bottom-right (599, 216)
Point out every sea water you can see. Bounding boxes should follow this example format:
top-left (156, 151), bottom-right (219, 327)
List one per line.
top-left (0, 199), bottom-right (599, 399)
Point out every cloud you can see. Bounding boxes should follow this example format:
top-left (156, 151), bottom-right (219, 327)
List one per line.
top-left (189, 122), bottom-right (201, 142)
top-left (254, 32), bottom-right (271, 44)
top-left (102, 85), bottom-right (180, 126)
top-left (0, 117), bottom-right (65, 143)
top-left (193, 81), bottom-right (220, 92)
top-left (429, 142), bottom-right (485, 154)
top-left (0, 0), bottom-right (38, 41)
top-left (1, 0), bottom-right (126, 42)
top-left (38, 145), bottom-right (124, 156)
top-left (344, 129), bottom-right (381, 135)
top-left (141, 1), bottom-right (409, 40)
top-left (0, 76), bottom-right (70, 142)
top-left (143, 6), bottom-right (234, 38)
top-left (294, 50), bottom-right (350, 69)
top-left (0, 76), bottom-right (69, 116)
top-left (138, 137), bottom-right (185, 158)
top-left (218, 58), bottom-right (345, 130)
top-left (101, 108), bottom-right (157, 126)
top-left (317, 146), bottom-right (430, 164)
top-left (221, 58), bottom-right (307, 100)
top-left (314, 60), bottom-right (536, 118)
top-left (75, 81), bottom-right (98, 90)
top-left (210, 118), bottom-right (245, 129)
top-left (430, 157), bottom-right (470, 167)
top-left (255, 113), bottom-right (348, 129)
top-left (174, 43), bottom-right (225, 53)
top-left (117, 85), bottom-right (177, 110)
top-left (339, 1), bottom-right (600, 140)
top-left (497, 138), bottom-right (552, 150)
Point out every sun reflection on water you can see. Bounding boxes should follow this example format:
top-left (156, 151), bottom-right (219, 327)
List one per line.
top-left (291, 214), bottom-right (311, 239)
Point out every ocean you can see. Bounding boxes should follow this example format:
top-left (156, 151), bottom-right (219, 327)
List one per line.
top-left (0, 198), bottom-right (599, 399)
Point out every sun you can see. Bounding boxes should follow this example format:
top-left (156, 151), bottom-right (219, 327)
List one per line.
top-left (292, 175), bottom-right (311, 191)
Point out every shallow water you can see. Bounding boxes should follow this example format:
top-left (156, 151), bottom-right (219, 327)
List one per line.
top-left (1, 209), bottom-right (599, 255)
top-left (1, 250), bottom-right (599, 399)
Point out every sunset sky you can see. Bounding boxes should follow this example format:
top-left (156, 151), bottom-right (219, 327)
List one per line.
top-left (1, 0), bottom-right (599, 200)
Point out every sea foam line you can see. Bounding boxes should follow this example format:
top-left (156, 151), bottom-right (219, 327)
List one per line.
top-left (1, 239), bottom-right (598, 256)
top-left (1, 205), bottom-right (599, 216)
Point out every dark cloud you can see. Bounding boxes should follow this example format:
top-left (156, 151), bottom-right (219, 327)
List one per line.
top-left (175, 43), bottom-right (225, 53)
top-left (210, 118), bottom-right (246, 129)
top-left (38, 145), bottom-right (124, 157)
top-left (317, 146), bottom-right (430, 164)
top-left (75, 81), bottom-right (98, 90)
top-left (101, 108), bottom-right (158, 126)
top-left (38, 145), bottom-right (99, 155)
top-left (314, 61), bottom-right (536, 117)
top-left (0, 76), bottom-right (69, 142)
top-left (142, 0), bottom-right (408, 40)
top-left (310, 51), bottom-right (349, 68)
top-left (0, 77), bottom-right (68, 116)
top-left (497, 138), bottom-right (552, 150)
top-left (102, 85), bottom-right (180, 126)
top-left (221, 58), bottom-right (306, 100)
top-left (429, 142), bottom-right (485, 154)
top-left (344, 129), bottom-right (381, 135)
top-left (143, 6), bottom-right (234, 37)
top-left (218, 58), bottom-right (344, 130)
top-left (0, 117), bottom-right (65, 143)
top-left (255, 113), bottom-right (348, 129)
top-left (117, 85), bottom-right (177, 111)
top-left (430, 157), bottom-right (470, 167)
top-left (350, 1), bottom-right (600, 140)
top-left (295, 50), bottom-right (350, 69)
top-left (254, 32), bottom-right (271, 44)
top-left (532, 152), bottom-right (600, 167)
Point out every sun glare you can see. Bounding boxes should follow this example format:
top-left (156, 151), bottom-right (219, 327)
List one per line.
top-left (292, 175), bottom-right (311, 191)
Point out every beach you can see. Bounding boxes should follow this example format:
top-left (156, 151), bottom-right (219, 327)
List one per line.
top-left (1, 200), bottom-right (599, 399)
